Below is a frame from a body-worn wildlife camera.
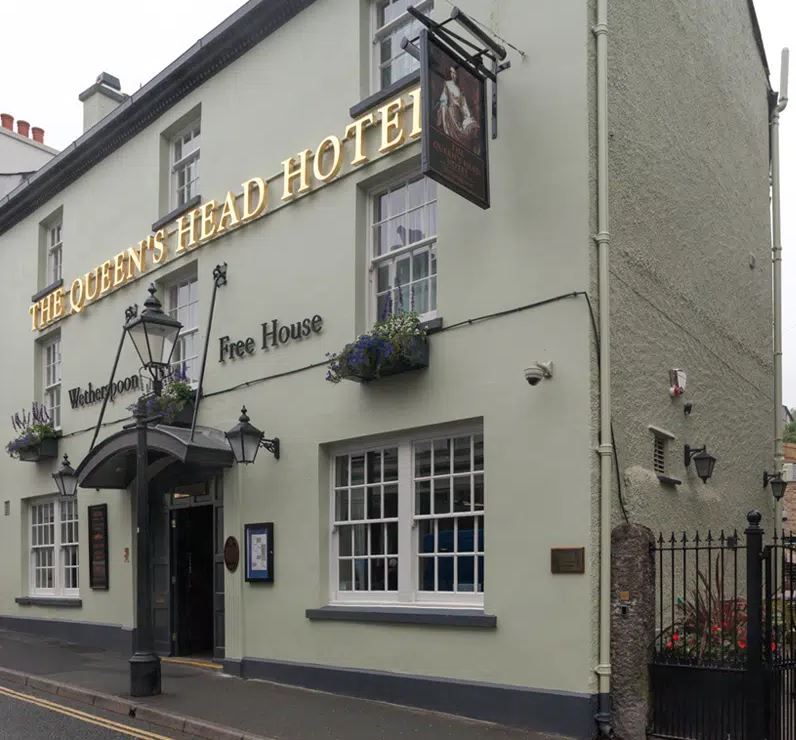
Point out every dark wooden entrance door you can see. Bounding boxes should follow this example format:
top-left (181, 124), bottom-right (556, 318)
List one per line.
top-left (150, 478), bottom-right (225, 659)
top-left (173, 505), bottom-right (214, 656)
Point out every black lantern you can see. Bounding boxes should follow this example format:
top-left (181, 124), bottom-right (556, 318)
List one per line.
top-left (225, 406), bottom-right (280, 464)
top-left (764, 471), bottom-right (787, 501)
top-left (124, 284), bottom-right (182, 376)
top-left (52, 454), bottom-right (78, 498)
top-left (684, 444), bottom-right (717, 484)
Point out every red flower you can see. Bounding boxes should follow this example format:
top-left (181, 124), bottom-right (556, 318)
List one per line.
top-left (738, 639), bottom-right (747, 650)
top-left (711, 624), bottom-right (720, 633)
top-left (772, 642), bottom-right (777, 652)
top-left (666, 640), bottom-right (673, 649)
top-left (672, 632), bottom-right (680, 643)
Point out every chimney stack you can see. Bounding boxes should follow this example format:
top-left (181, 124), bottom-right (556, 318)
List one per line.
top-left (31, 127), bottom-right (44, 144)
top-left (78, 72), bottom-right (127, 133)
top-left (0, 114), bottom-right (13, 131)
top-left (16, 120), bottom-right (30, 138)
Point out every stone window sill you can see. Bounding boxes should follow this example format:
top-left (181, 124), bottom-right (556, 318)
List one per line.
top-left (15, 596), bottom-right (82, 608)
top-left (31, 278), bottom-right (64, 303)
top-left (306, 606), bottom-right (496, 628)
top-left (349, 71), bottom-right (420, 119)
top-left (151, 194), bottom-right (202, 232)
top-left (420, 317), bottom-right (443, 335)
top-left (657, 474), bottom-right (682, 487)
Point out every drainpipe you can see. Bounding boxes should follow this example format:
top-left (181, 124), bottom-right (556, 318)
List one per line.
top-left (593, 0), bottom-right (613, 735)
top-left (772, 48), bottom-right (789, 528)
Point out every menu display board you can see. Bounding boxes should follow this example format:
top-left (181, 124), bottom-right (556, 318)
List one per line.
top-left (88, 504), bottom-right (109, 590)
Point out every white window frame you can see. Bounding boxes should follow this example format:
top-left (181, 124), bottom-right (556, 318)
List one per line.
top-left (368, 173), bottom-right (438, 324)
top-left (165, 274), bottom-right (199, 386)
top-left (371, 0), bottom-right (433, 93)
top-left (170, 120), bottom-right (201, 210)
top-left (29, 497), bottom-right (79, 598)
top-left (47, 221), bottom-right (62, 285)
top-left (42, 335), bottom-right (62, 430)
top-left (329, 424), bottom-right (484, 609)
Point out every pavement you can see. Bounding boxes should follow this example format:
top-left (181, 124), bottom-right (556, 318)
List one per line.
top-left (0, 628), bottom-right (561, 740)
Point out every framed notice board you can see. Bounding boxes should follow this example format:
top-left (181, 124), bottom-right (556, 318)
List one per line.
top-left (88, 504), bottom-right (109, 590)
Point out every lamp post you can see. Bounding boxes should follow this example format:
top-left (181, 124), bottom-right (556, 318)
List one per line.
top-left (764, 470), bottom-right (788, 502)
top-left (225, 407), bottom-right (280, 464)
top-left (124, 284), bottom-right (182, 697)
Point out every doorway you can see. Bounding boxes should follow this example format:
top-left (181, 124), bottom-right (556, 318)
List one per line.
top-left (173, 505), bottom-right (214, 657)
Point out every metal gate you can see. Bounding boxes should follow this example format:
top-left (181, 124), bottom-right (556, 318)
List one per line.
top-left (649, 512), bottom-right (795, 739)
top-left (764, 532), bottom-right (795, 740)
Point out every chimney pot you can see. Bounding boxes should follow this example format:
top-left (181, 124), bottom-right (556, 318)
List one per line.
top-left (31, 127), bottom-right (44, 144)
top-left (0, 113), bottom-right (13, 130)
top-left (16, 120), bottom-right (30, 138)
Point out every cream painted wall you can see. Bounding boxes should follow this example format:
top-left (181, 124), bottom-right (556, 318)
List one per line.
top-left (0, 0), bottom-right (595, 697)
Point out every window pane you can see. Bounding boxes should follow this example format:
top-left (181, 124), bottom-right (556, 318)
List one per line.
top-left (354, 559), bottom-right (369, 590)
top-left (383, 448), bottom-right (398, 481)
top-left (433, 439), bottom-right (451, 475)
top-left (366, 451), bottom-right (381, 483)
top-left (339, 560), bottom-right (352, 591)
top-left (453, 437), bottom-right (471, 473)
top-left (457, 517), bottom-right (475, 552)
top-left (351, 489), bottom-right (365, 520)
top-left (438, 518), bottom-right (454, 553)
top-left (383, 484), bottom-right (398, 518)
top-left (351, 455), bottom-right (365, 485)
top-left (387, 557), bottom-right (398, 590)
top-left (386, 522), bottom-right (398, 554)
top-left (339, 526), bottom-right (352, 557)
top-left (371, 558), bottom-right (385, 590)
top-left (419, 556), bottom-right (434, 591)
top-left (419, 520), bottom-right (434, 554)
top-left (437, 557), bottom-right (454, 591)
top-left (433, 478), bottom-right (450, 514)
top-left (415, 441), bottom-right (431, 477)
top-left (371, 523), bottom-right (384, 555)
top-left (335, 456), bottom-right (348, 487)
top-left (474, 435), bottom-right (484, 470)
top-left (415, 480), bottom-right (430, 515)
top-left (354, 524), bottom-right (367, 555)
top-left (453, 476), bottom-right (471, 512)
top-left (457, 556), bottom-right (475, 592)
top-left (367, 487), bottom-right (381, 519)
top-left (474, 475), bottom-right (484, 511)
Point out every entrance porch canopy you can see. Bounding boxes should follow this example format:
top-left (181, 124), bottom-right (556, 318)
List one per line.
top-left (75, 424), bottom-right (234, 490)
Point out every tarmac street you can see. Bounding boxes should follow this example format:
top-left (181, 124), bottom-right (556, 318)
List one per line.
top-left (0, 683), bottom-right (199, 739)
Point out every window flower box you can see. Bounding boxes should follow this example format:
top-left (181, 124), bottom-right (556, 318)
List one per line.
top-left (6, 403), bottom-right (59, 463)
top-left (326, 312), bottom-right (429, 384)
top-left (17, 436), bottom-right (59, 462)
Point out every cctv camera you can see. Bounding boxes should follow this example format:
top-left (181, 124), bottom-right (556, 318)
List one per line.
top-left (524, 361), bottom-right (553, 386)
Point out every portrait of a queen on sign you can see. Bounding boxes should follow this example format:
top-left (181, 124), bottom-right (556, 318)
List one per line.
top-left (421, 30), bottom-right (489, 208)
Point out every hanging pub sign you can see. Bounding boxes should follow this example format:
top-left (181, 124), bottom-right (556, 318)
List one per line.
top-left (420, 28), bottom-right (490, 209)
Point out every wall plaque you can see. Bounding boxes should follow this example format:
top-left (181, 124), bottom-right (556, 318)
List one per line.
top-left (88, 504), bottom-right (109, 590)
top-left (224, 536), bottom-right (240, 572)
top-left (551, 547), bottom-right (585, 575)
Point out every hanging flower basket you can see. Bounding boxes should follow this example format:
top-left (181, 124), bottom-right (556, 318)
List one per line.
top-left (6, 403), bottom-right (59, 463)
top-left (326, 312), bottom-right (429, 383)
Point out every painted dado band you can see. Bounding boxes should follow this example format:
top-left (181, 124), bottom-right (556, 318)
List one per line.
top-left (28, 88), bottom-right (422, 332)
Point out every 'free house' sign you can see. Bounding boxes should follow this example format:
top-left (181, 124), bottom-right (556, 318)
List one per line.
top-left (219, 314), bottom-right (323, 362)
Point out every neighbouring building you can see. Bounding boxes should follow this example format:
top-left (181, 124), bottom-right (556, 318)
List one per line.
top-left (0, 114), bottom-right (57, 198)
top-left (0, 1), bottom-right (779, 738)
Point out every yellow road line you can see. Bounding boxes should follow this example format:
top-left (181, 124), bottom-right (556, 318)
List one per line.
top-left (0, 684), bottom-right (175, 740)
top-left (162, 657), bottom-right (221, 671)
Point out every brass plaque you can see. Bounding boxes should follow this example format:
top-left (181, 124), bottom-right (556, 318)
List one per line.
top-left (551, 547), bottom-right (586, 574)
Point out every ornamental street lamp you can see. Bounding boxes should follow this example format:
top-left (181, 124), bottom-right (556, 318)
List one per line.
top-left (124, 284), bottom-right (182, 395)
top-left (126, 284), bottom-right (182, 698)
top-left (52, 454), bottom-right (78, 498)
top-left (763, 470), bottom-right (788, 501)
top-left (225, 407), bottom-right (280, 464)
top-left (684, 444), bottom-right (717, 484)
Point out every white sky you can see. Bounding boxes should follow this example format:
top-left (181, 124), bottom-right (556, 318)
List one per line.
top-left (0, 0), bottom-right (793, 406)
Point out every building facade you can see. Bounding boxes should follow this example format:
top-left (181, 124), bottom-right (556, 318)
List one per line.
top-left (0, 1), bottom-right (778, 737)
top-left (0, 115), bottom-right (56, 198)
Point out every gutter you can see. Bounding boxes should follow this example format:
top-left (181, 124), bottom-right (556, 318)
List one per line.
top-left (592, 0), bottom-right (613, 735)
top-left (771, 49), bottom-right (789, 526)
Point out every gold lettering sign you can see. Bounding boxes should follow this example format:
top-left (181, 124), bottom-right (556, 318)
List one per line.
top-left (28, 88), bottom-right (422, 331)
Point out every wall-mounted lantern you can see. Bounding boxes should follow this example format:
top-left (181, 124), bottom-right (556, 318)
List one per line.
top-left (225, 407), bottom-right (280, 464)
top-left (684, 444), bottom-right (717, 484)
top-left (763, 470), bottom-right (787, 501)
top-left (52, 454), bottom-right (78, 498)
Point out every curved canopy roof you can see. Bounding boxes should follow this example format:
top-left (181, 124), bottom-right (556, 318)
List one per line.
top-left (76, 424), bottom-right (234, 490)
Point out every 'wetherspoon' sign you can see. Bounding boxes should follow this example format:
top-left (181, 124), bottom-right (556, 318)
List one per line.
top-left (29, 89), bottom-right (422, 331)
